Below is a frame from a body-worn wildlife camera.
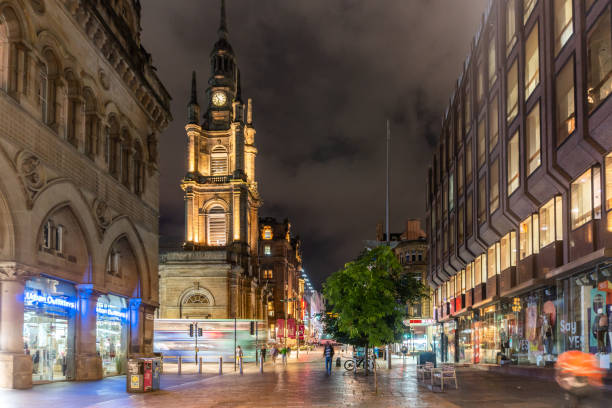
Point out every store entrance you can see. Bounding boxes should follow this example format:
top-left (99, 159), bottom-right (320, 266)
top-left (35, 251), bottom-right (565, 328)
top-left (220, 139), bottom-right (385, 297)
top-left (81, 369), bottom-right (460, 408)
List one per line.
top-left (24, 312), bottom-right (69, 383)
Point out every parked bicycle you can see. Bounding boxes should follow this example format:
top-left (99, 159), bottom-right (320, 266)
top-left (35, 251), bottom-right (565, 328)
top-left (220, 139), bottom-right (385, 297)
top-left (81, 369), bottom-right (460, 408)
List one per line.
top-left (343, 355), bottom-right (375, 371)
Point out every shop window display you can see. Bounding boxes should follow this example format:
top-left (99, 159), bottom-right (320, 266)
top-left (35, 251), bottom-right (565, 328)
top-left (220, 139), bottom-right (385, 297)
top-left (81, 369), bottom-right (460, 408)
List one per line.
top-left (458, 315), bottom-right (474, 364)
top-left (96, 294), bottom-right (128, 376)
top-left (23, 276), bottom-right (76, 383)
top-left (479, 304), bottom-right (501, 364)
top-left (443, 320), bottom-right (457, 363)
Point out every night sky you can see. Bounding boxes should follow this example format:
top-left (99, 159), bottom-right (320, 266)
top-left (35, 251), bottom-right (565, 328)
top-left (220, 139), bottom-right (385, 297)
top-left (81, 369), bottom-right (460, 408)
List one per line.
top-left (141, 0), bottom-right (488, 289)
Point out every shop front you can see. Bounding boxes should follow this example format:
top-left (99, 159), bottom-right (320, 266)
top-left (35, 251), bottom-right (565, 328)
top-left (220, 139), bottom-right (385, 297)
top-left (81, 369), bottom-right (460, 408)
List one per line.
top-left (443, 320), bottom-right (457, 363)
top-left (457, 314), bottom-right (474, 364)
top-left (478, 304), bottom-right (501, 364)
top-left (23, 276), bottom-right (77, 383)
top-left (96, 295), bottom-right (129, 377)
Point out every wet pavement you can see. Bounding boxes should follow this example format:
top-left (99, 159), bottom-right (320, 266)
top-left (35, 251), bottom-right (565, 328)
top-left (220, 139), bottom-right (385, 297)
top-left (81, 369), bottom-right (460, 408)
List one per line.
top-left (1, 351), bottom-right (611, 407)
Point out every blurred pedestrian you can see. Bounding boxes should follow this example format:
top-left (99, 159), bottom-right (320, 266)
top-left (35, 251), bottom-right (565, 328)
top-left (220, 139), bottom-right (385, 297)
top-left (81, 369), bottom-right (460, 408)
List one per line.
top-left (271, 345), bottom-right (279, 364)
top-left (555, 350), bottom-right (605, 408)
top-left (323, 343), bottom-right (334, 375)
top-left (280, 346), bottom-right (288, 365)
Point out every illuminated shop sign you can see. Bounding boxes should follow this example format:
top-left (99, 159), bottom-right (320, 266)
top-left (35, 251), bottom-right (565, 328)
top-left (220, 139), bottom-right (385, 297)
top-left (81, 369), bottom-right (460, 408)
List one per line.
top-left (24, 290), bottom-right (77, 309)
top-left (96, 303), bottom-right (128, 320)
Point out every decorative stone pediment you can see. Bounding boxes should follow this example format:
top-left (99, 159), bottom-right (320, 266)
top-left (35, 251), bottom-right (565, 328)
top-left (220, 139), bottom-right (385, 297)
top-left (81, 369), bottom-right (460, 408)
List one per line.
top-left (15, 150), bottom-right (46, 207)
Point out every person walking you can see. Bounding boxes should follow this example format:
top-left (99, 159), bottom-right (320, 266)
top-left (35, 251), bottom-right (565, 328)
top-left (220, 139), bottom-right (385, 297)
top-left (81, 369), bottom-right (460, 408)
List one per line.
top-left (324, 343), bottom-right (335, 375)
top-left (271, 345), bottom-right (279, 365)
top-left (281, 346), bottom-right (288, 366)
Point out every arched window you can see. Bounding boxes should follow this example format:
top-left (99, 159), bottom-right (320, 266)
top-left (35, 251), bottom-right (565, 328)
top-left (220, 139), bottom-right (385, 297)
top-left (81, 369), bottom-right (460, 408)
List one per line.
top-left (38, 63), bottom-right (47, 122)
top-left (83, 88), bottom-right (98, 159)
top-left (184, 294), bottom-right (210, 304)
top-left (133, 142), bottom-right (144, 195)
top-left (207, 205), bottom-right (226, 246)
top-left (107, 116), bottom-right (120, 176)
top-left (65, 70), bottom-right (80, 148)
top-left (120, 129), bottom-right (131, 186)
top-left (0, 6), bottom-right (23, 94)
top-left (40, 49), bottom-right (58, 126)
top-left (210, 145), bottom-right (228, 175)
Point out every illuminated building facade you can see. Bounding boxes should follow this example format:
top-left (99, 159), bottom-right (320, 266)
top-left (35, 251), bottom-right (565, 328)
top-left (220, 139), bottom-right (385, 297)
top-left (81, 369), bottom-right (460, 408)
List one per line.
top-left (258, 218), bottom-right (304, 342)
top-left (158, 1), bottom-right (264, 321)
top-left (0, 0), bottom-right (171, 389)
top-left (427, 0), bottom-right (612, 368)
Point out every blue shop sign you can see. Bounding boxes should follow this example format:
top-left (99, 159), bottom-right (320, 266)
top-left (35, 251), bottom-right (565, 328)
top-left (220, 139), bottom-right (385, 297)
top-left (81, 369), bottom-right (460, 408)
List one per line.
top-left (96, 302), bottom-right (128, 321)
top-left (24, 289), bottom-right (77, 312)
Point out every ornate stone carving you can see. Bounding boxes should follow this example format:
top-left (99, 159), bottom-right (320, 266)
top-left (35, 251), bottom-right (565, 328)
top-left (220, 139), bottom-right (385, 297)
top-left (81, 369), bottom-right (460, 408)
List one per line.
top-left (0, 262), bottom-right (36, 281)
top-left (16, 151), bottom-right (46, 204)
top-left (98, 69), bottom-right (110, 90)
top-left (93, 198), bottom-right (111, 232)
top-left (30, 0), bottom-right (46, 14)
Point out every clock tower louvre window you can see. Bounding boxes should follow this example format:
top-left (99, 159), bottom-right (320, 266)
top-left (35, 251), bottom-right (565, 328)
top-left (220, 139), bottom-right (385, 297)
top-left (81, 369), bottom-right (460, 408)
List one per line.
top-left (211, 146), bottom-right (228, 175)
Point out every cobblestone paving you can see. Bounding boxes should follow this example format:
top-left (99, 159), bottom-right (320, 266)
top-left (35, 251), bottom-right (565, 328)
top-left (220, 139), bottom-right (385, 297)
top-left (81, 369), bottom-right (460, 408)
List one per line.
top-left (2, 351), bottom-right (611, 407)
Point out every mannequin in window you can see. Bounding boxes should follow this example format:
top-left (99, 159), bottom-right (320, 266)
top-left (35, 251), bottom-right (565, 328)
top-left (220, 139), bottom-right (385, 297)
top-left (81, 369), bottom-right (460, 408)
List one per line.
top-left (594, 308), bottom-right (608, 354)
top-left (500, 327), bottom-right (509, 357)
top-left (541, 314), bottom-right (553, 359)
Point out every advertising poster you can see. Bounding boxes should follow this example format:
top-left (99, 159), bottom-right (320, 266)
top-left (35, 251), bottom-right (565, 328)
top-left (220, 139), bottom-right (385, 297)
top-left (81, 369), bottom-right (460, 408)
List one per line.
top-left (473, 322), bottom-right (480, 364)
top-left (130, 375), bottom-right (140, 389)
top-left (276, 319), bottom-right (285, 339)
top-left (298, 324), bottom-right (305, 340)
top-left (288, 318), bottom-right (296, 339)
top-left (590, 288), bottom-right (607, 352)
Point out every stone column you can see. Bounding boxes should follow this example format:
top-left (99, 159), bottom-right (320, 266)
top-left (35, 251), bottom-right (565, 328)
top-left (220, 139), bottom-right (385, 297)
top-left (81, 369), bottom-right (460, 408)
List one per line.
top-left (142, 303), bottom-right (156, 355)
top-left (128, 298), bottom-right (143, 356)
top-left (74, 284), bottom-right (102, 380)
top-left (0, 266), bottom-right (33, 389)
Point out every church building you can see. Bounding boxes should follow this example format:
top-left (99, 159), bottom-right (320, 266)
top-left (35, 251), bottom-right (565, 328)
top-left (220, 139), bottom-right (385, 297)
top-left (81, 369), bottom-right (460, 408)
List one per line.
top-left (158, 0), bottom-right (264, 320)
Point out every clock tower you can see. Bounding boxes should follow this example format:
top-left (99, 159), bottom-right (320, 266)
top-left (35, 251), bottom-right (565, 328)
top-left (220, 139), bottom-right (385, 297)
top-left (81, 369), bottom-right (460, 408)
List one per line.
top-left (159, 0), bottom-right (263, 320)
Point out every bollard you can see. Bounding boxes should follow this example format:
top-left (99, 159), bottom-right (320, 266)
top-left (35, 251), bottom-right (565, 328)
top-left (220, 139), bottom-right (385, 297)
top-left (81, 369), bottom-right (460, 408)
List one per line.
top-left (199, 357), bottom-right (202, 374)
top-left (239, 357), bottom-right (243, 375)
top-left (178, 356), bottom-right (182, 375)
top-left (219, 356), bottom-right (223, 375)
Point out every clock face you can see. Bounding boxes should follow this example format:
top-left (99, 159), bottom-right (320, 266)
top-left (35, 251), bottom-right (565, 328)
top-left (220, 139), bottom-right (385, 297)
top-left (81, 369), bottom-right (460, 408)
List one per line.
top-left (212, 91), bottom-right (227, 107)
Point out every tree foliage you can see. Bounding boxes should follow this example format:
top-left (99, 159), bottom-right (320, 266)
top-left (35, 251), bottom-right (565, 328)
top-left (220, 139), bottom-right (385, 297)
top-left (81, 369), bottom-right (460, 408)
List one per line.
top-left (322, 245), bottom-right (425, 347)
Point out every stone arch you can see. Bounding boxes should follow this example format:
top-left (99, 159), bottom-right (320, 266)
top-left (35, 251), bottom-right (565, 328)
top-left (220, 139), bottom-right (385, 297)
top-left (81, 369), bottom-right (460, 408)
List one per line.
top-left (0, 3), bottom-right (25, 92)
top-left (179, 286), bottom-right (216, 307)
top-left (102, 216), bottom-right (151, 301)
top-left (30, 180), bottom-right (98, 279)
top-left (0, 173), bottom-right (15, 260)
top-left (103, 234), bottom-right (140, 299)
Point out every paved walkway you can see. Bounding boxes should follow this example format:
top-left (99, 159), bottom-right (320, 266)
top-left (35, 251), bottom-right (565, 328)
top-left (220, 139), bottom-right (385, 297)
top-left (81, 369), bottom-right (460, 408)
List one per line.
top-left (1, 351), bottom-right (611, 407)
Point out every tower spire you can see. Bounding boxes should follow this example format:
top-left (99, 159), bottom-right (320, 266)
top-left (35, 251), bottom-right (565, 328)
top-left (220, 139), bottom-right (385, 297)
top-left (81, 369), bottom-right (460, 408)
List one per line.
top-left (218, 0), bottom-right (228, 39)
top-left (190, 71), bottom-right (198, 105)
top-left (187, 71), bottom-right (200, 124)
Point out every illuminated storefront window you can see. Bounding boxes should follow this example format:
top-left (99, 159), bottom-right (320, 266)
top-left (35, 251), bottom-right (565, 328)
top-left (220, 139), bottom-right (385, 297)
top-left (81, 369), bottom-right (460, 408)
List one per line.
top-left (23, 277), bottom-right (76, 383)
top-left (96, 294), bottom-right (128, 377)
top-left (570, 167), bottom-right (601, 230)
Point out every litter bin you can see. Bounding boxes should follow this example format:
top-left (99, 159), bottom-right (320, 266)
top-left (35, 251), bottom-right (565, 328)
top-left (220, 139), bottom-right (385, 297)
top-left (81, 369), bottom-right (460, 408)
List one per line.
top-left (126, 357), bottom-right (162, 393)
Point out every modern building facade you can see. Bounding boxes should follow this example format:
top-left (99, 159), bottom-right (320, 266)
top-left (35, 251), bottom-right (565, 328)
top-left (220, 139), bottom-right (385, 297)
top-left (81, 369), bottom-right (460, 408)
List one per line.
top-left (258, 218), bottom-right (304, 343)
top-left (0, 0), bottom-right (171, 389)
top-left (427, 0), bottom-right (612, 368)
top-left (158, 1), bottom-right (264, 321)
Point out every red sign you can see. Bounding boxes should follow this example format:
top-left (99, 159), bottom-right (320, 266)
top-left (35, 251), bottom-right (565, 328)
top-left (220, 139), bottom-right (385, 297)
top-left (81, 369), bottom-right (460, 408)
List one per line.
top-left (449, 298), bottom-right (455, 314)
top-left (473, 322), bottom-right (481, 364)
top-left (298, 324), bottom-right (305, 340)
top-left (143, 360), bottom-right (152, 391)
top-left (455, 297), bottom-right (462, 311)
top-left (276, 319), bottom-right (285, 338)
top-left (288, 318), bottom-right (296, 339)
top-left (409, 319), bottom-right (422, 324)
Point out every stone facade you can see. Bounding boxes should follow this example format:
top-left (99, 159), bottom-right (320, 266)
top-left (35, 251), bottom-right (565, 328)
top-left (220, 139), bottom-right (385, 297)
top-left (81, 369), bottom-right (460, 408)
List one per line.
top-left (258, 218), bottom-right (304, 341)
top-left (0, 0), bottom-right (170, 389)
top-left (158, 1), bottom-right (264, 321)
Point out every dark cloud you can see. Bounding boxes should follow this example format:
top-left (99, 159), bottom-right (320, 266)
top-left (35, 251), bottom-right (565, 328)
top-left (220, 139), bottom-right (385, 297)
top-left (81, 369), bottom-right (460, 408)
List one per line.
top-left (141, 0), bottom-right (488, 289)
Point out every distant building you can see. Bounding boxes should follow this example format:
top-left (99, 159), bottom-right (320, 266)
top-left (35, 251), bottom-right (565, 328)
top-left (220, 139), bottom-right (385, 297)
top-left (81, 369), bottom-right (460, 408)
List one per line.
top-left (0, 0), bottom-right (170, 389)
top-left (427, 0), bottom-right (612, 367)
top-left (158, 1), bottom-right (264, 321)
top-left (258, 218), bottom-right (303, 342)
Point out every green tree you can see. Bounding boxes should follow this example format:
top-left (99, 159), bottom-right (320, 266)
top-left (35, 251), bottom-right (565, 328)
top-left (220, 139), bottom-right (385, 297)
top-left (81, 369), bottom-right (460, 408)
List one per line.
top-left (323, 245), bottom-right (425, 372)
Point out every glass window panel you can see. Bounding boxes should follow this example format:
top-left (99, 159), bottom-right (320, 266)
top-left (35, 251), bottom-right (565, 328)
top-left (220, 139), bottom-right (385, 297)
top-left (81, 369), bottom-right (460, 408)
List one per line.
top-left (507, 60), bottom-right (519, 123)
top-left (507, 0), bottom-right (517, 55)
top-left (519, 215), bottom-right (533, 259)
top-left (478, 176), bottom-right (487, 224)
top-left (533, 213), bottom-right (540, 253)
top-left (465, 84), bottom-right (472, 133)
top-left (594, 166), bottom-right (601, 219)
top-left (481, 254), bottom-right (488, 283)
top-left (489, 97), bottom-right (499, 152)
top-left (475, 256), bottom-right (482, 285)
top-left (487, 244), bottom-right (497, 278)
top-left (449, 174), bottom-right (455, 211)
top-left (477, 62), bottom-right (485, 106)
top-left (556, 56), bottom-right (575, 146)
top-left (508, 131), bottom-right (520, 194)
top-left (587, 7), bottom-right (612, 113)
top-left (500, 232), bottom-right (511, 270)
top-left (524, 0), bottom-right (537, 24)
top-left (478, 119), bottom-right (486, 168)
top-left (466, 138), bottom-right (473, 183)
top-left (527, 102), bottom-right (541, 174)
top-left (467, 194), bottom-right (473, 237)
top-left (539, 197), bottom-right (556, 248)
top-left (510, 231), bottom-right (517, 266)
top-left (489, 35), bottom-right (497, 85)
top-left (554, 0), bottom-right (573, 55)
top-left (555, 196), bottom-right (563, 241)
top-left (606, 153), bottom-right (612, 211)
top-left (458, 203), bottom-right (464, 244)
top-left (490, 158), bottom-right (500, 213)
top-left (525, 25), bottom-right (540, 99)
top-left (570, 168), bottom-right (592, 229)
top-left (458, 154), bottom-right (464, 196)
top-left (466, 263), bottom-right (473, 289)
